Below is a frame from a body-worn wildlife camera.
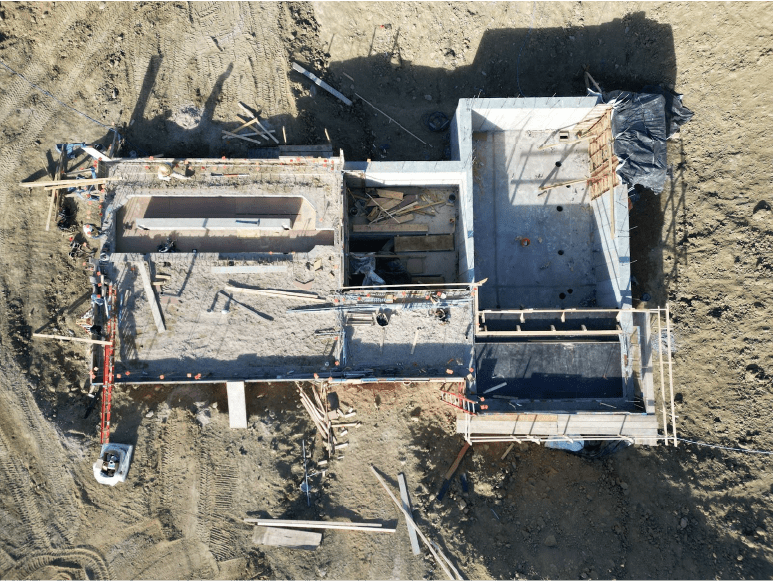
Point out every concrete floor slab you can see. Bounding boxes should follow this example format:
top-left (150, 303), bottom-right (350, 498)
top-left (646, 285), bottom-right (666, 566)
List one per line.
top-left (475, 340), bottom-right (624, 400)
top-left (472, 130), bottom-right (616, 309)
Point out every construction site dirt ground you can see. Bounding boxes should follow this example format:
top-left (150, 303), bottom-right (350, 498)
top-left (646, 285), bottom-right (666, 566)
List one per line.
top-left (1, 2), bottom-right (772, 579)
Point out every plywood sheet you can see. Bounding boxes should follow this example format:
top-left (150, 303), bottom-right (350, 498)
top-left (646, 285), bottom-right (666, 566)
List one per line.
top-left (394, 235), bottom-right (454, 252)
top-left (252, 526), bottom-right (321, 550)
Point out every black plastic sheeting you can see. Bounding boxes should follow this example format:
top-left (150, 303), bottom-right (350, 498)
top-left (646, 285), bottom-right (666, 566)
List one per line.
top-left (602, 86), bottom-right (693, 194)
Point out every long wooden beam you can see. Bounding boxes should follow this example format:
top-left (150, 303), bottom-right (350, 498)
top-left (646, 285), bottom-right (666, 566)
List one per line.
top-left (478, 308), bottom-right (645, 315)
top-left (30, 177), bottom-right (118, 190)
top-left (476, 328), bottom-right (621, 337)
top-left (245, 519), bottom-right (394, 532)
top-left (538, 177), bottom-right (588, 192)
top-left (665, 303), bottom-right (677, 446)
top-left (33, 333), bottom-right (112, 346)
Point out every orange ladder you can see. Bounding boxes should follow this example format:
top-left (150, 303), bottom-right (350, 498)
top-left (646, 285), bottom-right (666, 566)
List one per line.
top-left (439, 389), bottom-right (477, 415)
top-left (99, 284), bottom-right (117, 444)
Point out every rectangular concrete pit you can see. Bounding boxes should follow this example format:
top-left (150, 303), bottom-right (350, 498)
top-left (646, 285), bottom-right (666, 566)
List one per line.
top-left (471, 129), bottom-right (617, 310)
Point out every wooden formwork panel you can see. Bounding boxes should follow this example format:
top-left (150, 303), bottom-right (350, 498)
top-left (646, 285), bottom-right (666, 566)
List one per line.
top-left (586, 110), bottom-right (619, 200)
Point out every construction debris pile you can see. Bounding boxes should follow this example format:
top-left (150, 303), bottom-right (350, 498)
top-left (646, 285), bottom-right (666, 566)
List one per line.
top-left (349, 187), bottom-right (450, 230)
top-left (297, 383), bottom-right (358, 458)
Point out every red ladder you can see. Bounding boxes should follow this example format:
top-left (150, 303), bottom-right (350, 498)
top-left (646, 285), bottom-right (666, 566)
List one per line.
top-left (99, 284), bottom-right (117, 444)
top-left (439, 389), bottom-right (478, 415)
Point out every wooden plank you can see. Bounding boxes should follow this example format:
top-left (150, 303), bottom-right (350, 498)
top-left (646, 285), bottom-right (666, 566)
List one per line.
top-left (292, 62), bottom-right (353, 106)
top-left (366, 197), bottom-right (402, 211)
top-left (398, 473), bottom-right (421, 555)
top-left (222, 130), bottom-right (263, 145)
top-left (252, 526), bottom-right (321, 550)
top-left (394, 235), bottom-right (454, 253)
top-left (444, 443), bottom-right (470, 480)
top-left (538, 177), bottom-right (588, 192)
top-left (666, 303), bottom-right (677, 446)
top-left (370, 466), bottom-right (459, 581)
top-left (476, 328), bottom-right (621, 337)
top-left (372, 190), bottom-right (404, 200)
top-left (247, 519), bottom-right (394, 533)
top-left (45, 191), bottom-right (57, 232)
top-left (225, 284), bottom-right (324, 302)
top-left (25, 177), bottom-right (119, 190)
top-left (32, 333), bottom-right (112, 346)
top-left (81, 145), bottom-right (113, 162)
top-left (226, 381), bottom-right (248, 429)
top-left (245, 519), bottom-right (383, 528)
top-left (353, 224), bottom-right (429, 233)
top-left (136, 261), bottom-right (166, 333)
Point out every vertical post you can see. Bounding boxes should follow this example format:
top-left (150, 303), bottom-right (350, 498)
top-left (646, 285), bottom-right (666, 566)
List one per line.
top-left (665, 303), bottom-right (677, 446)
top-left (46, 146), bottom-right (67, 232)
top-left (607, 112), bottom-right (615, 239)
top-left (655, 309), bottom-right (669, 445)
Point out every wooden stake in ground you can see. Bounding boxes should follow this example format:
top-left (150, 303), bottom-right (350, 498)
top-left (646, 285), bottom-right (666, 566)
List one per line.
top-left (437, 442), bottom-right (470, 501)
top-left (370, 466), bottom-right (461, 581)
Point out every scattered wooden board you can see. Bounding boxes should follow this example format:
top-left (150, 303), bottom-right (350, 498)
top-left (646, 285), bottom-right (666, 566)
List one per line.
top-left (252, 526), bottom-right (321, 550)
top-left (247, 519), bottom-right (394, 532)
top-left (136, 261), bottom-right (166, 333)
top-left (21, 177), bottom-right (119, 189)
top-left (372, 190), bottom-right (404, 200)
top-left (353, 224), bottom-right (429, 233)
top-left (292, 62), bottom-right (353, 106)
top-left (366, 198), bottom-right (402, 211)
top-left (32, 333), bottom-right (112, 346)
top-left (394, 235), bottom-right (454, 252)
top-left (398, 473), bottom-right (421, 555)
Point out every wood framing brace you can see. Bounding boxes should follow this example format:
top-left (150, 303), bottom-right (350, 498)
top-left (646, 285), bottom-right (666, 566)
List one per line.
top-left (586, 110), bottom-right (619, 203)
top-left (476, 327), bottom-right (621, 337)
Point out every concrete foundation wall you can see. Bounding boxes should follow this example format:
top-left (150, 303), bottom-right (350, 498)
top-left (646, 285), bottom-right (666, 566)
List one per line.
top-left (465, 96), bottom-right (600, 132)
top-left (590, 184), bottom-right (633, 309)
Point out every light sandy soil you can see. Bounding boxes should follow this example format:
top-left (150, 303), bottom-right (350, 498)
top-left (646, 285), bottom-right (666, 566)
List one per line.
top-left (1, 2), bottom-right (773, 579)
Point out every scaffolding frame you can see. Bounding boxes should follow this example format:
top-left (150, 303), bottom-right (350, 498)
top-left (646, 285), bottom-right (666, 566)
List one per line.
top-left (462, 305), bottom-right (677, 446)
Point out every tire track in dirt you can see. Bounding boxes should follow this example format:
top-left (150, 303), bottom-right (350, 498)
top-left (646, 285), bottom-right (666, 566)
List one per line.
top-left (151, 408), bottom-right (201, 539)
top-left (0, 353), bottom-right (81, 550)
top-left (245, 2), bottom-right (296, 118)
top-left (0, 3), bottom-right (102, 127)
top-left (196, 441), bottom-right (238, 562)
top-left (0, 17), bottom-right (120, 207)
top-left (2, 546), bottom-right (111, 580)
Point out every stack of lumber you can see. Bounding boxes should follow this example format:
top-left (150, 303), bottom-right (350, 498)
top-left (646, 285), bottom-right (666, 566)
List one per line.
top-left (297, 384), bottom-right (352, 455)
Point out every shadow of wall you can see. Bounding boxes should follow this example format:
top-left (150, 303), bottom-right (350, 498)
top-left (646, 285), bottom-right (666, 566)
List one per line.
top-left (296, 12), bottom-right (676, 161)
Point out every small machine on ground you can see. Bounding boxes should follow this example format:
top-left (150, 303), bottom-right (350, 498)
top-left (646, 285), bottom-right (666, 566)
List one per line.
top-left (93, 443), bottom-right (133, 486)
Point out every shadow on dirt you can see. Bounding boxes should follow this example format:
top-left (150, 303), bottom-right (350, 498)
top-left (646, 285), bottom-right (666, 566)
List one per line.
top-left (406, 418), bottom-right (772, 580)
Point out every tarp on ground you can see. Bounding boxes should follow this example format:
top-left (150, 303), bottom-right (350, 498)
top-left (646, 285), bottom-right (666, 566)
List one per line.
top-left (602, 86), bottom-right (693, 194)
